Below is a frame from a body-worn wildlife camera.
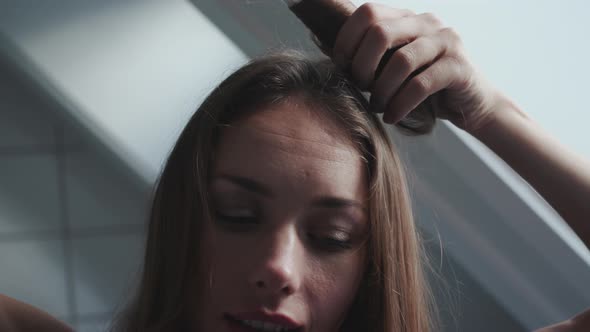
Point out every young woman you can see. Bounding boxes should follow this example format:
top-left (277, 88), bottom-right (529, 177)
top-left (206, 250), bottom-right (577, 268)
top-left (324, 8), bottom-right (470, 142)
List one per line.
top-left (1, 3), bottom-right (589, 332)
top-left (112, 4), bottom-right (590, 331)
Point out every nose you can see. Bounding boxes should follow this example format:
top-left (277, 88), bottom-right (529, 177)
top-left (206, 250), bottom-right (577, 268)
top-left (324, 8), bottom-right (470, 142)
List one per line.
top-left (249, 226), bottom-right (302, 298)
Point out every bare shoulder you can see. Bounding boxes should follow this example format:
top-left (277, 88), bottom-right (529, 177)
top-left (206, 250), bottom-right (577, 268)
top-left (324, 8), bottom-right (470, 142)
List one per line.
top-left (0, 294), bottom-right (74, 332)
top-left (535, 308), bottom-right (590, 332)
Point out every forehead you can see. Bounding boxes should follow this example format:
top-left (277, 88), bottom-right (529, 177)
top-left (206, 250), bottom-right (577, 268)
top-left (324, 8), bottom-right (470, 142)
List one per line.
top-left (213, 99), bottom-right (367, 200)
top-left (238, 99), bottom-right (352, 147)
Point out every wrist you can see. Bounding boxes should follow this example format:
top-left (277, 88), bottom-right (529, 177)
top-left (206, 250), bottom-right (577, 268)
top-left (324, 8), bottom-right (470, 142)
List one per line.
top-left (464, 94), bottom-right (525, 141)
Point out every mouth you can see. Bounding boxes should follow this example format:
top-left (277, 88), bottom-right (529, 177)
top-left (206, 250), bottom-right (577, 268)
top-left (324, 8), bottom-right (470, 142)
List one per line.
top-left (224, 313), bottom-right (304, 332)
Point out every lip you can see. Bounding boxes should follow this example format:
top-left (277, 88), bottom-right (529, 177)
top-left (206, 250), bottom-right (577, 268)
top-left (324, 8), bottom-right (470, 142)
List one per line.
top-left (224, 310), bottom-right (303, 331)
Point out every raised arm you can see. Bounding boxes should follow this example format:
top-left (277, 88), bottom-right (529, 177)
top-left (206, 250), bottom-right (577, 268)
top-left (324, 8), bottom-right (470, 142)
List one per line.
top-left (327, 3), bottom-right (590, 331)
top-left (329, 2), bottom-right (590, 248)
top-left (468, 95), bottom-right (590, 248)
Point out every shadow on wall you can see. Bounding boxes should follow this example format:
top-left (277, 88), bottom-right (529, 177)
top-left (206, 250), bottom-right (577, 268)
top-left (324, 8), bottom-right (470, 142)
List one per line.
top-left (421, 228), bottom-right (526, 332)
top-left (0, 45), bottom-right (150, 330)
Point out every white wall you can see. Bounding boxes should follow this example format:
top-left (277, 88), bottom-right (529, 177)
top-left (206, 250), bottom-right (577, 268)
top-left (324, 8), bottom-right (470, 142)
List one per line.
top-left (0, 0), bottom-right (247, 182)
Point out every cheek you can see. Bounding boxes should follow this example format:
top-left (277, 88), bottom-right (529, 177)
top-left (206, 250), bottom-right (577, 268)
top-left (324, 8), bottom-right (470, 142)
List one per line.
top-left (192, 222), bottom-right (251, 328)
top-left (199, 222), bottom-right (250, 289)
top-left (305, 251), bottom-right (366, 328)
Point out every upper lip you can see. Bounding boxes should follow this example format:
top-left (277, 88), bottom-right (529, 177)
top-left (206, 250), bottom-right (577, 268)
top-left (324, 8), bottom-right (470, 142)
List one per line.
top-left (225, 310), bottom-right (303, 330)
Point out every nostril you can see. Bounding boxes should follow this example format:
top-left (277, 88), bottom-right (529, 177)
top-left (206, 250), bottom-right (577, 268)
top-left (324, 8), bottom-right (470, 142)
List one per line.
top-left (256, 280), bottom-right (265, 288)
top-left (281, 284), bottom-right (294, 295)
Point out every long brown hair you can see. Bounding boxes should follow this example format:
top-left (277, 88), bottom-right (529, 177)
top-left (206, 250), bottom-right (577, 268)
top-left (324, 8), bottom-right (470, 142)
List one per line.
top-left (111, 50), bottom-right (436, 332)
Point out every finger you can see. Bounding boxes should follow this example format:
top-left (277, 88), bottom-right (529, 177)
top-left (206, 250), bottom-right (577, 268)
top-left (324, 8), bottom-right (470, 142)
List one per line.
top-left (333, 3), bottom-right (413, 68)
top-left (351, 13), bottom-right (443, 90)
top-left (370, 33), bottom-right (447, 113)
top-left (383, 56), bottom-right (463, 124)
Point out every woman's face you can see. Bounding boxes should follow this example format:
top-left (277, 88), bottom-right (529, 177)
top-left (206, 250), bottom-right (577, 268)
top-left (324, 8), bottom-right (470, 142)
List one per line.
top-left (195, 99), bottom-right (369, 332)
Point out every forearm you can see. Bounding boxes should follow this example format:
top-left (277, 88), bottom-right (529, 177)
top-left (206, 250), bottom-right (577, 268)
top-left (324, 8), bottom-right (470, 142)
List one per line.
top-left (467, 96), bottom-right (590, 248)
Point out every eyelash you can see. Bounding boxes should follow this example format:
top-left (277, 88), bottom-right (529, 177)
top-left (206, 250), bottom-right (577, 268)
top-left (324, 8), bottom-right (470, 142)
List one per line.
top-left (308, 233), bottom-right (353, 252)
top-left (214, 211), bottom-right (259, 227)
top-left (214, 211), bottom-right (354, 252)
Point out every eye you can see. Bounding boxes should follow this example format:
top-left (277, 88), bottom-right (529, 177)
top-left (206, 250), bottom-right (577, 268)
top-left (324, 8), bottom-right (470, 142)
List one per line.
top-left (308, 230), bottom-right (353, 252)
top-left (214, 209), bottom-right (259, 230)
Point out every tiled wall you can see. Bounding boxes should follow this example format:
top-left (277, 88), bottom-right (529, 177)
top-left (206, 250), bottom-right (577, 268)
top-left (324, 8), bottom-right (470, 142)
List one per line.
top-left (0, 66), bottom-right (149, 331)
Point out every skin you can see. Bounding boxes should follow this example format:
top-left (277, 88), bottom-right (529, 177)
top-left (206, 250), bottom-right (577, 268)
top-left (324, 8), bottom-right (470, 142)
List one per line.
top-left (2, 3), bottom-right (589, 331)
top-left (0, 294), bottom-right (73, 332)
top-left (195, 99), bottom-right (369, 332)
top-left (332, 3), bottom-right (590, 331)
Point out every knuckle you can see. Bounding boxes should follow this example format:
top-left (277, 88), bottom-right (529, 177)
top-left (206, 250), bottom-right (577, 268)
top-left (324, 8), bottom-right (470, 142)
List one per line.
top-left (440, 27), bottom-right (462, 44)
top-left (393, 48), bottom-right (416, 71)
top-left (370, 23), bottom-right (391, 46)
top-left (420, 12), bottom-right (443, 27)
top-left (357, 3), bottom-right (382, 22)
top-left (401, 8), bottom-right (416, 16)
top-left (412, 74), bottom-right (432, 94)
top-left (413, 35), bottom-right (432, 50)
top-left (446, 55), bottom-right (463, 70)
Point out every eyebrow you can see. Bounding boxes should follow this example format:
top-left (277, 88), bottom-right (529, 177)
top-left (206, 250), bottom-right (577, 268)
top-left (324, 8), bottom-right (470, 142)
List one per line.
top-left (215, 174), bottom-right (273, 197)
top-left (213, 174), bottom-right (366, 211)
top-left (311, 196), bottom-right (366, 211)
